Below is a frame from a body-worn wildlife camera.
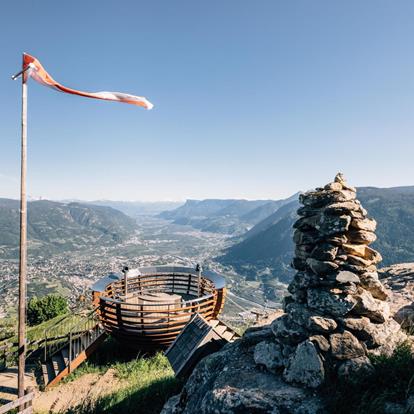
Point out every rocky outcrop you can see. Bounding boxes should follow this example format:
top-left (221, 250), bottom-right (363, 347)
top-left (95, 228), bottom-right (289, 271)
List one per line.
top-left (379, 263), bottom-right (414, 329)
top-left (161, 330), bottom-right (325, 414)
top-left (162, 175), bottom-right (408, 414)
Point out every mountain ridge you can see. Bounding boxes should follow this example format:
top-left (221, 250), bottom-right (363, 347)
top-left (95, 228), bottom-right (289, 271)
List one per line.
top-left (219, 185), bottom-right (414, 279)
top-left (0, 198), bottom-right (137, 258)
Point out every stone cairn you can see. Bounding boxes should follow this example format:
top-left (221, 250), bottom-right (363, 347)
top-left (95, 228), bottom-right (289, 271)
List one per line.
top-left (254, 173), bottom-right (407, 389)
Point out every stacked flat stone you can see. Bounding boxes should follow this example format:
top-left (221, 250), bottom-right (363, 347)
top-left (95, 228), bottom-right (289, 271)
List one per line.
top-left (254, 173), bottom-right (407, 389)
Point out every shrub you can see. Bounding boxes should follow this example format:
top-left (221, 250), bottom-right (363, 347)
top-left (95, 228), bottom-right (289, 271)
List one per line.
top-left (324, 342), bottom-right (414, 414)
top-left (27, 294), bottom-right (68, 326)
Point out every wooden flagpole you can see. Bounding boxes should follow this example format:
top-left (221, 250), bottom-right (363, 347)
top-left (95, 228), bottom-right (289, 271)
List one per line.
top-left (17, 54), bottom-right (28, 399)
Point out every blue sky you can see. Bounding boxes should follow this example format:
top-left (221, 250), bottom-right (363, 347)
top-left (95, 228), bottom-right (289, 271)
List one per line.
top-left (1, 1), bottom-right (413, 201)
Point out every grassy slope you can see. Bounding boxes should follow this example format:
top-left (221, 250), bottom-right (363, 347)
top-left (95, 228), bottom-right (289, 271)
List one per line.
top-left (0, 313), bottom-right (82, 366)
top-left (63, 338), bottom-right (182, 414)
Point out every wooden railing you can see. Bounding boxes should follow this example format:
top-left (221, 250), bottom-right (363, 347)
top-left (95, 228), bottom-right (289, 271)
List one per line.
top-left (95, 271), bottom-right (225, 349)
top-left (43, 308), bottom-right (102, 363)
top-left (0, 390), bottom-right (34, 414)
top-left (0, 343), bottom-right (12, 369)
top-left (67, 310), bottom-right (104, 372)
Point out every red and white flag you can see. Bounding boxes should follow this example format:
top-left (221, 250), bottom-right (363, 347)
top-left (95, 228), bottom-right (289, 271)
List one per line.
top-left (23, 53), bottom-right (153, 109)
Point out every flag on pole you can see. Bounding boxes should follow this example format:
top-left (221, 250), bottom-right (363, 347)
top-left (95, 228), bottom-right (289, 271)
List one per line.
top-left (23, 53), bottom-right (154, 109)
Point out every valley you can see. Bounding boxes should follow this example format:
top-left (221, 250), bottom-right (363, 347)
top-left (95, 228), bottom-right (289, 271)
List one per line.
top-left (0, 215), bottom-right (282, 325)
top-left (2, 184), bottom-right (414, 325)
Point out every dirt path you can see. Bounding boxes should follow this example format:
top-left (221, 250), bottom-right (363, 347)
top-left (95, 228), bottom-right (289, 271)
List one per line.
top-left (33, 368), bottom-right (124, 413)
top-left (0, 367), bottom-right (37, 404)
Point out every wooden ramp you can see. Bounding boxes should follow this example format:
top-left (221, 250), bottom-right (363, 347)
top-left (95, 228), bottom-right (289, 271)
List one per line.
top-left (41, 310), bottom-right (106, 389)
top-left (165, 314), bottom-right (239, 378)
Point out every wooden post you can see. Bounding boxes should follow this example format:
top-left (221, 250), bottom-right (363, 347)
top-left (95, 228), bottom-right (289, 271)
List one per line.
top-left (122, 266), bottom-right (129, 298)
top-left (18, 55), bottom-right (28, 400)
top-left (196, 264), bottom-right (202, 298)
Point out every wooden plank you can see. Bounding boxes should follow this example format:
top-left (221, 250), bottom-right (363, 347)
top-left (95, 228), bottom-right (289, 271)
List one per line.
top-left (209, 320), bottom-right (220, 329)
top-left (222, 330), bottom-right (234, 341)
top-left (18, 406), bottom-right (33, 414)
top-left (0, 392), bottom-right (34, 414)
top-left (214, 324), bottom-right (227, 335)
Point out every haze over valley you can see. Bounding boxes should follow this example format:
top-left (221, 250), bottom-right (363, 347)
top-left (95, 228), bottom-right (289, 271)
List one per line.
top-left (1, 184), bottom-right (414, 323)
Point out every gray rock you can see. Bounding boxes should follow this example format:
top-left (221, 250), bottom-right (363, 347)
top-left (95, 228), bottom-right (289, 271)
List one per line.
top-left (353, 290), bottom-right (390, 323)
top-left (161, 395), bottom-right (181, 414)
top-left (161, 340), bottom-right (326, 414)
top-left (241, 326), bottom-right (274, 348)
top-left (309, 335), bottom-right (330, 352)
top-left (347, 254), bottom-right (376, 268)
top-left (350, 218), bottom-right (377, 232)
top-left (343, 244), bottom-right (382, 263)
top-left (334, 173), bottom-right (357, 192)
top-left (285, 303), bottom-right (312, 327)
top-left (307, 315), bottom-right (338, 333)
top-left (306, 258), bottom-right (339, 275)
top-left (337, 356), bottom-right (374, 382)
top-left (294, 215), bottom-right (320, 231)
top-left (340, 317), bottom-right (403, 349)
top-left (254, 340), bottom-right (285, 371)
top-left (283, 340), bottom-right (325, 388)
top-left (307, 288), bottom-right (357, 317)
top-left (335, 270), bottom-right (360, 284)
top-left (295, 243), bottom-right (315, 260)
top-left (297, 205), bottom-right (321, 217)
top-left (347, 229), bottom-right (377, 245)
top-left (324, 182), bottom-right (343, 191)
top-left (271, 314), bottom-right (308, 345)
top-left (288, 272), bottom-right (321, 295)
top-left (300, 189), bottom-right (356, 208)
top-left (368, 329), bottom-right (408, 357)
top-left (340, 316), bottom-right (376, 343)
top-left (324, 201), bottom-right (363, 216)
top-left (329, 331), bottom-right (366, 360)
top-left (292, 257), bottom-right (308, 271)
top-left (317, 214), bottom-right (351, 236)
top-left (293, 229), bottom-right (320, 246)
top-left (325, 234), bottom-right (349, 246)
top-left (341, 262), bottom-right (377, 275)
top-left (310, 243), bottom-right (338, 262)
top-left (359, 272), bottom-right (389, 300)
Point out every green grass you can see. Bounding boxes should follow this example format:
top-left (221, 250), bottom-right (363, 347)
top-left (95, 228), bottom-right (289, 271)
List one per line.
top-left (63, 337), bottom-right (182, 414)
top-left (323, 342), bottom-right (414, 414)
top-left (0, 312), bottom-right (82, 367)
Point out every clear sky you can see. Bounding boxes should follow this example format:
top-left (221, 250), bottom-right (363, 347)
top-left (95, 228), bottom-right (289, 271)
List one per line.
top-left (1, 1), bottom-right (413, 201)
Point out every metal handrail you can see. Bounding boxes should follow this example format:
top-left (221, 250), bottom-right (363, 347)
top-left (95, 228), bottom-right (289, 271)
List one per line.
top-left (43, 307), bottom-right (101, 362)
top-left (67, 309), bottom-right (103, 372)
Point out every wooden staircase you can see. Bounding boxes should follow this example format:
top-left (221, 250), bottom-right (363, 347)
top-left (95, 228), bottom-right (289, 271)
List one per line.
top-left (41, 309), bottom-right (106, 389)
top-left (208, 319), bottom-right (239, 342)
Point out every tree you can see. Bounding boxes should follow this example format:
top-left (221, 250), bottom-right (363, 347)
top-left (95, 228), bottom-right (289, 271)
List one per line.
top-left (27, 294), bottom-right (68, 326)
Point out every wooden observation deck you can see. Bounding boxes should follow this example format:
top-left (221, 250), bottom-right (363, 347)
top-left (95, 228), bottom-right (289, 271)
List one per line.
top-left (90, 265), bottom-right (227, 350)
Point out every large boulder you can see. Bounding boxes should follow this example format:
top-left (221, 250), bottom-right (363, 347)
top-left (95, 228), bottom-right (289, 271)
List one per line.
top-left (283, 340), bottom-right (325, 389)
top-left (161, 340), bottom-right (326, 414)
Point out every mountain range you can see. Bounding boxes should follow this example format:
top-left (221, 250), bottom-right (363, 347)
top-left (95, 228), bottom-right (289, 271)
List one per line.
top-left (87, 200), bottom-right (183, 217)
top-left (158, 194), bottom-right (300, 235)
top-left (1, 185), bottom-right (413, 274)
top-left (219, 186), bottom-right (414, 281)
top-left (0, 199), bottom-right (137, 258)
